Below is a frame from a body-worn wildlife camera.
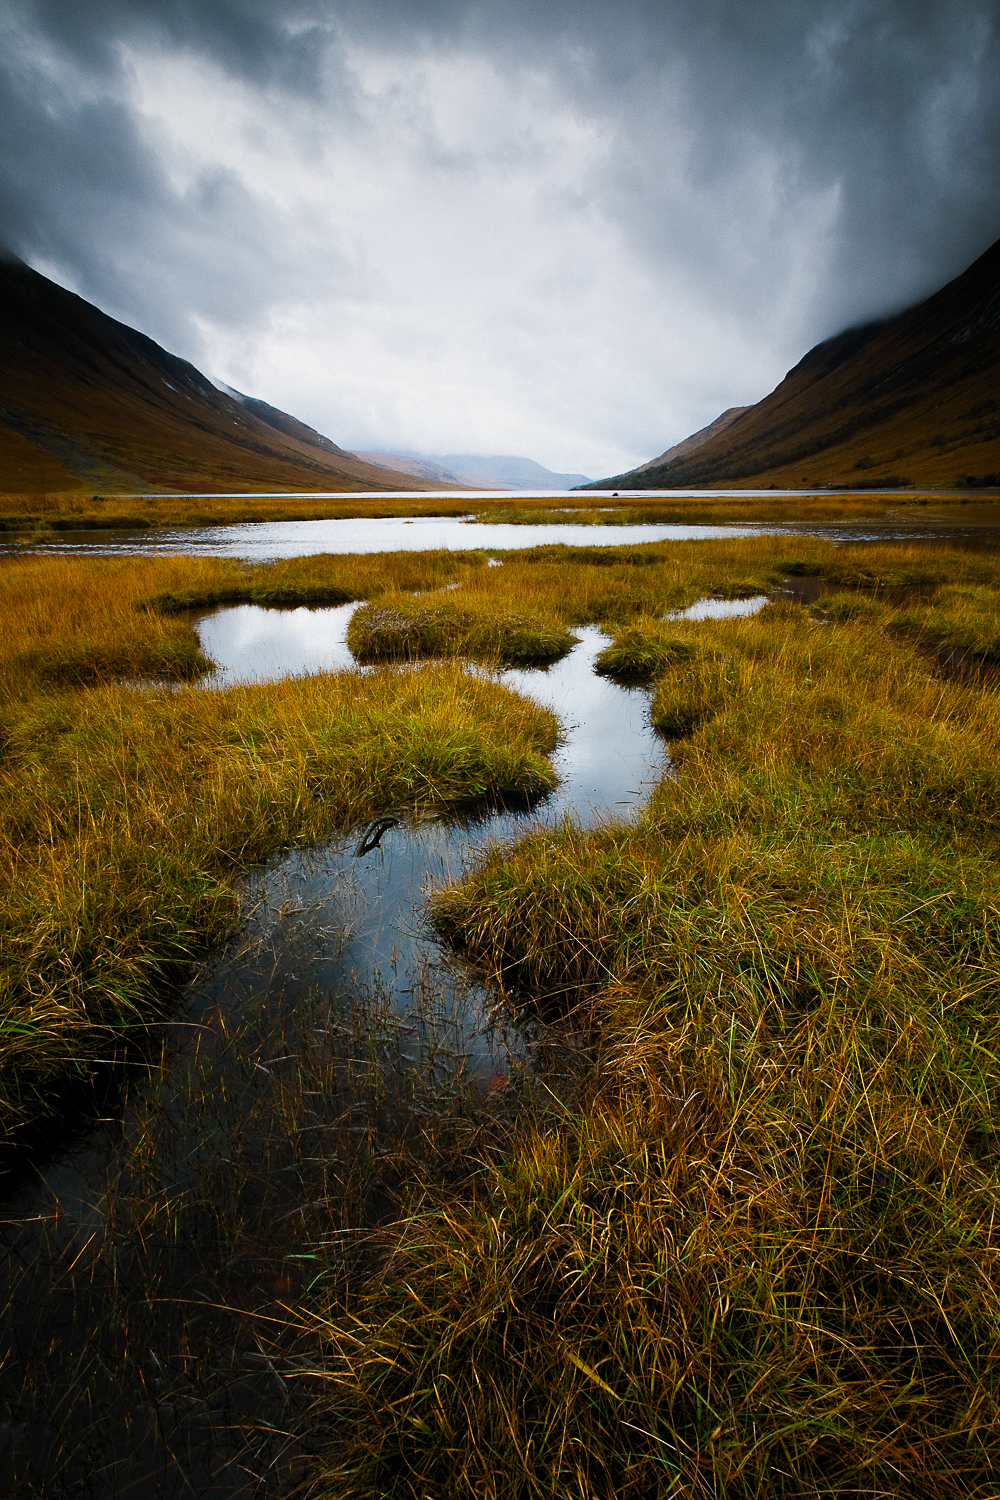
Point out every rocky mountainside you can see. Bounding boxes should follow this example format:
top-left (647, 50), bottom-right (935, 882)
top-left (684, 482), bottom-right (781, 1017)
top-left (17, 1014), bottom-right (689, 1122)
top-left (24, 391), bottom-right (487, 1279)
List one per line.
top-left (589, 236), bottom-right (1000, 490)
top-left (0, 258), bottom-right (442, 494)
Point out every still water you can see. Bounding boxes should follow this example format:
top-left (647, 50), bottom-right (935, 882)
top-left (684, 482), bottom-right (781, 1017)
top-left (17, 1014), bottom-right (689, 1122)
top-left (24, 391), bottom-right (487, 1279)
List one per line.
top-left (15, 513), bottom-right (765, 557)
top-left (11, 504), bottom-right (1000, 560)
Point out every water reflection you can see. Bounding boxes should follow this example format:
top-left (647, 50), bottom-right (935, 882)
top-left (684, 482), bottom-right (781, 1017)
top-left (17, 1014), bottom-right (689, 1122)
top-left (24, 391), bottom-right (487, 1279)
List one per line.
top-left (7, 503), bottom-right (1000, 562)
top-left (13, 513), bottom-right (769, 559)
top-left (670, 593), bottom-right (769, 621)
top-left (198, 624), bottom-right (665, 1020)
top-left (196, 599), bottom-right (358, 686)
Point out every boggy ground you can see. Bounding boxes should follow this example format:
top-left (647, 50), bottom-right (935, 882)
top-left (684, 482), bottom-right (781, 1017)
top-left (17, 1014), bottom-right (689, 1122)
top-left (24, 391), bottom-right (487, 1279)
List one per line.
top-left (312, 539), bottom-right (1000, 1498)
top-left (0, 550), bottom-right (564, 1151)
top-left (5, 535), bottom-right (1000, 1496)
top-left (1, 487), bottom-right (997, 533)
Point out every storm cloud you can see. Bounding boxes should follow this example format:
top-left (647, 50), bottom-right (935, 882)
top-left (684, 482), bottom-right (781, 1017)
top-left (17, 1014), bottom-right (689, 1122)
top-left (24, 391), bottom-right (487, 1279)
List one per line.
top-left (2, 0), bottom-right (998, 475)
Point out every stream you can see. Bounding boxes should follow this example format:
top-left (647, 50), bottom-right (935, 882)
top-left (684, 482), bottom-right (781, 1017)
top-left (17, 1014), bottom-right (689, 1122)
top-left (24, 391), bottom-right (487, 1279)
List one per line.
top-left (5, 593), bottom-right (764, 1498)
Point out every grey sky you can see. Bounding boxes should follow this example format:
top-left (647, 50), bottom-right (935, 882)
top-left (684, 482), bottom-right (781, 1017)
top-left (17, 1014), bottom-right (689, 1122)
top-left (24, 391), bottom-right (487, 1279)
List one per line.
top-left (2, 0), bottom-right (998, 475)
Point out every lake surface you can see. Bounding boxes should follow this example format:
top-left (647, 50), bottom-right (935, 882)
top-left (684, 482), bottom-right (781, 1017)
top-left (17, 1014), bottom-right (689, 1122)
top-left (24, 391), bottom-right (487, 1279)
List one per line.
top-left (13, 514), bottom-right (768, 557)
top-left (10, 505), bottom-right (1000, 560)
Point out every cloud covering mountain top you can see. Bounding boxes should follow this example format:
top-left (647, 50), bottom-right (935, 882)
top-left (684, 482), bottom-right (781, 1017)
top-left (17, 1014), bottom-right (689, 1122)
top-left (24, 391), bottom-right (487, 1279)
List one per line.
top-left (2, 0), bottom-right (998, 475)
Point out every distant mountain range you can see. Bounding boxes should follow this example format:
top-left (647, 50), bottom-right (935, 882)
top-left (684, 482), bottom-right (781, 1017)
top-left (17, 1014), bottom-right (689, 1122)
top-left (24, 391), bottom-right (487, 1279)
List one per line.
top-left (9, 237), bottom-right (997, 501)
top-left (0, 258), bottom-right (448, 494)
top-left (588, 237), bottom-right (1000, 490)
top-left (354, 451), bottom-right (591, 490)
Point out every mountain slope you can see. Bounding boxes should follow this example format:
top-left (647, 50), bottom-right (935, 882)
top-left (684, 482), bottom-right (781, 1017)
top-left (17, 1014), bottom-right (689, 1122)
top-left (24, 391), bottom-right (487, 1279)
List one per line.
top-left (0, 258), bottom-right (444, 494)
top-left (428, 455), bottom-right (591, 489)
top-left (589, 237), bottom-right (1000, 490)
top-left (352, 452), bottom-right (473, 485)
top-left (634, 407), bottom-right (750, 473)
top-left (353, 451), bottom-right (591, 489)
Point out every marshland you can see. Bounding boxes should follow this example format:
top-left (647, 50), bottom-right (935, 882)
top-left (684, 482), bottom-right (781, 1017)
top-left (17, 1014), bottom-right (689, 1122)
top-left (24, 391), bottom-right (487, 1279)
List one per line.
top-left (2, 484), bottom-right (998, 540)
top-left (4, 520), bottom-right (1000, 1496)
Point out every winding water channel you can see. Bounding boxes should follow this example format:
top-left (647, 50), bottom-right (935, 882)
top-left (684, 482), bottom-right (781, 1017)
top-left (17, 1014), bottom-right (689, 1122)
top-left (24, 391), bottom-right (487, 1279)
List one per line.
top-left (5, 507), bottom-right (999, 1495)
top-left (5, 588), bottom-right (743, 1497)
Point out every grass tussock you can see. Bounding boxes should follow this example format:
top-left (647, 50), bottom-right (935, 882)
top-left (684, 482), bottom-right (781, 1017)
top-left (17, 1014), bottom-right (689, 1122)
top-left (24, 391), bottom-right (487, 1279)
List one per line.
top-left (890, 582), bottom-right (1000, 664)
top-left (593, 620), bottom-right (707, 682)
top-left (320, 1025), bottom-right (1000, 1497)
top-left (346, 596), bottom-right (577, 666)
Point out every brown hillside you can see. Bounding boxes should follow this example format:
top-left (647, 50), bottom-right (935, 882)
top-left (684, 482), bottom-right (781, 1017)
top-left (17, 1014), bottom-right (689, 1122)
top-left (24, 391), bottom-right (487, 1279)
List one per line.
top-left (592, 237), bottom-right (1000, 490)
top-left (634, 406), bottom-right (750, 473)
top-left (0, 258), bottom-right (444, 494)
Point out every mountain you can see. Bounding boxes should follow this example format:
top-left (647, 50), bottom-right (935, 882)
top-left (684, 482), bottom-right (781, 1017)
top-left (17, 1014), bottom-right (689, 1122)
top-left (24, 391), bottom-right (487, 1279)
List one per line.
top-left (587, 237), bottom-right (1000, 490)
top-left (0, 257), bottom-right (446, 494)
top-left (353, 451), bottom-right (591, 489)
top-left (633, 407), bottom-right (750, 473)
top-left (426, 454), bottom-right (591, 489)
top-left (351, 452), bottom-right (474, 485)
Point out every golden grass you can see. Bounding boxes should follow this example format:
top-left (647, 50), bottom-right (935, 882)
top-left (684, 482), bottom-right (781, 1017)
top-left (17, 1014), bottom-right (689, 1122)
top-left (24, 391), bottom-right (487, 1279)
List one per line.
top-left (346, 596), bottom-right (577, 665)
top-left (318, 547), bottom-right (1000, 1497)
top-left (8, 533), bottom-right (1000, 1493)
top-left (0, 491), bottom-right (480, 530)
top-left (0, 551), bottom-right (566, 1148)
top-left (1, 489), bottom-right (996, 532)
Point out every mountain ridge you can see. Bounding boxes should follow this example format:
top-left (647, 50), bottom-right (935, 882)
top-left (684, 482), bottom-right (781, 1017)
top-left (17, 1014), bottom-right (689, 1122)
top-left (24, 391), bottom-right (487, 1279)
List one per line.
top-left (586, 236), bottom-right (1000, 491)
top-left (0, 259), bottom-right (450, 495)
top-left (633, 407), bottom-right (751, 474)
top-left (353, 451), bottom-right (591, 490)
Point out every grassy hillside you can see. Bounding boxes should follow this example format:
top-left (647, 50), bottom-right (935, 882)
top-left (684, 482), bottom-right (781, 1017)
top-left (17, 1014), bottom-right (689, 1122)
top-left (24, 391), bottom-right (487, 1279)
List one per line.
top-left (591, 237), bottom-right (1000, 491)
top-left (0, 258), bottom-right (446, 496)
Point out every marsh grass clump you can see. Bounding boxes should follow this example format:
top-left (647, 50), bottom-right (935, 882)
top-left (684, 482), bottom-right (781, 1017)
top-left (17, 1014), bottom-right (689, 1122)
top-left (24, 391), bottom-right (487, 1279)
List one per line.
top-left (346, 595), bottom-right (577, 666)
top-left (811, 590), bottom-right (892, 623)
top-left (319, 1019), bottom-right (1000, 1498)
top-left (593, 621), bottom-right (706, 682)
top-left (891, 581), bottom-right (1000, 664)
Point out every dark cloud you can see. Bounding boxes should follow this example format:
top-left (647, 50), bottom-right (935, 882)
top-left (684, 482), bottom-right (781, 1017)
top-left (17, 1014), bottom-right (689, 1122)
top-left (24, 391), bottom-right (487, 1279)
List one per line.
top-left (1, 0), bottom-right (998, 470)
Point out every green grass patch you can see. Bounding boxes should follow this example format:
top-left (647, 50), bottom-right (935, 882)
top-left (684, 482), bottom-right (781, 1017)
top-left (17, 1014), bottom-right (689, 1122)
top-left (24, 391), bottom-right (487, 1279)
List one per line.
top-left (594, 624), bottom-right (703, 682)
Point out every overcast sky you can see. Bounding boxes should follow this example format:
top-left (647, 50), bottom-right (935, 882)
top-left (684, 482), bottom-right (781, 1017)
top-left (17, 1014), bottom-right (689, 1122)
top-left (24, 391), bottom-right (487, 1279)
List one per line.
top-left (2, 0), bottom-right (999, 477)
